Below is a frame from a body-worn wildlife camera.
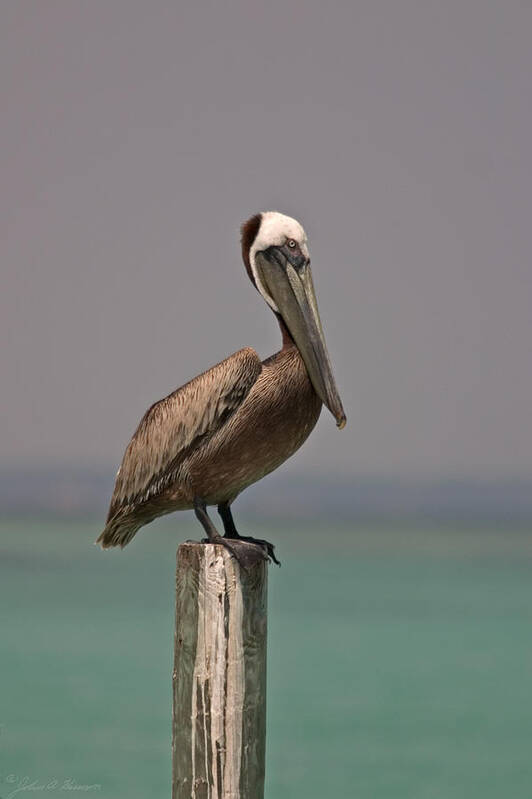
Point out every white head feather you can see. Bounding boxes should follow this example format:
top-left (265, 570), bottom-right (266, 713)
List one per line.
top-left (249, 211), bottom-right (309, 312)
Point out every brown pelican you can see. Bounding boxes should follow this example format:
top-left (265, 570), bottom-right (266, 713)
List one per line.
top-left (97, 211), bottom-right (346, 566)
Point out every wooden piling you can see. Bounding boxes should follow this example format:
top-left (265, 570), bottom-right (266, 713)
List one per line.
top-left (172, 541), bottom-right (268, 799)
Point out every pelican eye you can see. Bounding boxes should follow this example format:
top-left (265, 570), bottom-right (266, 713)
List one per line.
top-left (287, 239), bottom-right (297, 249)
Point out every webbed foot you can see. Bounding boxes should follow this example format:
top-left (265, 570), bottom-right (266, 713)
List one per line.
top-left (201, 535), bottom-right (269, 569)
top-left (225, 534), bottom-right (280, 566)
top-left (217, 501), bottom-right (281, 566)
top-left (194, 498), bottom-right (280, 568)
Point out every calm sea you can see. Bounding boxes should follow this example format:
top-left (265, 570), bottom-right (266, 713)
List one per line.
top-left (2, 517), bottom-right (531, 798)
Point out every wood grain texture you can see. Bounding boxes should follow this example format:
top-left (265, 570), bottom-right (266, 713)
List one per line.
top-left (172, 542), bottom-right (267, 799)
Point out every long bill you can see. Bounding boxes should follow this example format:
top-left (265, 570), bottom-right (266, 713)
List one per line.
top-left (255, 250), bottom-right (346, 428)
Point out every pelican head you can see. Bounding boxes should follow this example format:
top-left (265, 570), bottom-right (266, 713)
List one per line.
top-left (242, 211), bottom-right (346, 429)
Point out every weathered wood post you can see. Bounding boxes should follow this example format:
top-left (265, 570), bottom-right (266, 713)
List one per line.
top-left (172, 541), bottom-right (268, 799)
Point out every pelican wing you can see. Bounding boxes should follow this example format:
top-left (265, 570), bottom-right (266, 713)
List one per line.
top-left (106, 347), bottom-right (262, 518)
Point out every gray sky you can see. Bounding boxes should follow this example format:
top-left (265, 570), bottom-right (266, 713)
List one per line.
top-left (1, 1), bottom-right (531, 479)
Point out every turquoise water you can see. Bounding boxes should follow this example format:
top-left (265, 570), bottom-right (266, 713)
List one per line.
top-left (1, 517), bottom-right (532, 798)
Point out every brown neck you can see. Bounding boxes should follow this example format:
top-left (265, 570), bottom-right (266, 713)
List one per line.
top-left (241, 213), bottom-right (262, 284)
top-left (275, 313), bottom-right (295, 350)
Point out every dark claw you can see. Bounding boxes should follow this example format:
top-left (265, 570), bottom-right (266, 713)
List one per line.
top-left (200, 536), bottom-right (269, 569)
top-left (229, 535), bottom-right (281, 566)
top-left (215, 502), bottom-right (281, 566)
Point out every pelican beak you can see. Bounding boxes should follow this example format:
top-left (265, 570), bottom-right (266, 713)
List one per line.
top-left (255, 247), bottom-right (346, 428)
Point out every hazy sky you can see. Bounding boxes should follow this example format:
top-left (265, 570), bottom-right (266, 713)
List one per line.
top-left (1, 1), bottom-right (531, 479)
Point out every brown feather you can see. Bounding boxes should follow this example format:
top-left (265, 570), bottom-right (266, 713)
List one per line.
top-left (240, 213), bottom-right (262, 284)
top-left (97, 347), bottom-right (261, 547)
top-left (185, 346), bottom-right (321, 504)
top-left (97, 346), bottom-right (321, 549)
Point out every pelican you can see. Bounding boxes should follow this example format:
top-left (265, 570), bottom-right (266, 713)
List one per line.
top-left (97, 211), bottom-right (346, 566)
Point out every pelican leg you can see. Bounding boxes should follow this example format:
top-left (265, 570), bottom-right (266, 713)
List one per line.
top-left (193, 498), bottom-right (268, 569)
top-left (217, 502), bottom-right (280, 566)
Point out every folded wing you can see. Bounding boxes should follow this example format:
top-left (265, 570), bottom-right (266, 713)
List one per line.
top-left (98, 347), bottom-right (261, 545)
